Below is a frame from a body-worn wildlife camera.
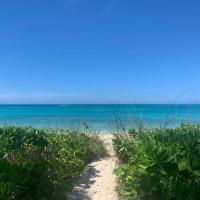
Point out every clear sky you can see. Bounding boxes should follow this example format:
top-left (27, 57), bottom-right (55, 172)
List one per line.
top-left (0, 0), bottom-right (200, 104)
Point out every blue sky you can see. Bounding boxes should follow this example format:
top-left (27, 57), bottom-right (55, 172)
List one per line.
top-left (0, 0), bottom-right (200, 104)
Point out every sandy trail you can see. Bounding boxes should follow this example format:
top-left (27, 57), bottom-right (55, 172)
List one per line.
top-left (69, 134), bottom-right (118, 200)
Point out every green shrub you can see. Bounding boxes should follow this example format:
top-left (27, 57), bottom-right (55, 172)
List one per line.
top-left (113, 133), bottom-right (135, 163)
top-left (0, 126), bottom-right (106, 200)
top-left (114, 124), bottom-right (200, 200)
top-left (84, 134), bottom-right (108, 162)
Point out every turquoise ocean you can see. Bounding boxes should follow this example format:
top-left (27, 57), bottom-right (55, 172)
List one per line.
top-left (0, 104), bottom-right (200, 131)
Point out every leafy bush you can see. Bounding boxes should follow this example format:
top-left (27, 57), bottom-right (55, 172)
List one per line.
top-left (114, 124), bottom-right (200, 200)
top-left (112, 133), bottom-right (135, 163)
top-left (84, 134), bottom-right (108, 162)
top-left (0, 126), bottom-right (106, 199)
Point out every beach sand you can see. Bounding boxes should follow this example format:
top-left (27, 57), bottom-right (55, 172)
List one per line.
top-left (69, 134), bottom-right (118, 200)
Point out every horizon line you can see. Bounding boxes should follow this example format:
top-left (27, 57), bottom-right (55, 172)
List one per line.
top-left (1, 103), bottom-right (200, 105)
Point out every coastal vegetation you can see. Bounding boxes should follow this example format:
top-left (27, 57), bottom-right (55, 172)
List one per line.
top-left (1, 123), bottom-right (200, 200)
top-left (0, 126), bottom-right (107, 200)
top-left (113, 124), bottom-right (200, 200)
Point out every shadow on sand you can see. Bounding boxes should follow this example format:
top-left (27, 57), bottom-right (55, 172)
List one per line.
top-left (69, 162), bottom-right (100, 200)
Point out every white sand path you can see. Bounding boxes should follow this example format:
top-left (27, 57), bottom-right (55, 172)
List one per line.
top-left (69, 134), bottom-right (118, 200)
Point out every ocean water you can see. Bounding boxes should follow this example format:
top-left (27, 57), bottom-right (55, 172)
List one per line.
top-left (0, 104), bottom-right (200, 131)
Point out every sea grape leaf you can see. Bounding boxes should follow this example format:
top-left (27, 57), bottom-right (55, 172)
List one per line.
top-left (178, 158), bottom-right (190, 171)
